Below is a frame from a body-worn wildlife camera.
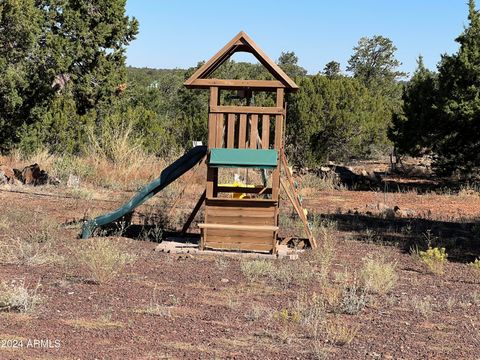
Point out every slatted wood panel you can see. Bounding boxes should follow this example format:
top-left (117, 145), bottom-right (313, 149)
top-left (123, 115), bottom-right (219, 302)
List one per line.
top-left (209, 112), bottom-right (276, 150)
top-left (202, 242), bottom-right (273, 252)
top-left (202, 198), bottom-right (277, 252)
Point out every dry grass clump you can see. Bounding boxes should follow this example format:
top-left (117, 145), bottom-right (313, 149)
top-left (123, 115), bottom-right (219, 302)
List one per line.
top-left (293, 292), bottom-right (325, 333)
top-left (273, 262), bottom-right (313, 289)
top-left (300, 172), bottom-right (344, 195)
top-left (457, 182), bottom-right (480, 198)
top-left (469, 258), bottom-right (480, 274)
top-left (311, 219), bottom-right (337, 283)
top-left (138, 286), bottom-right (176, 318)
top-left (240, 259), bottom-right (313, 289)
top-left (324, 318), bottom-right (359, 346)
top-left (0, 280), bottom-right (42, 313)
top-left (240, 259), bottom-right (275, 282)
top-left (84, 121), bottom-right (184, 189)
top-left (2, 129), bottom-right (178, 190)
top-left (360, 256), bottom-right (397, 294)
top-left (411, 295), bottom-right (433, 318)
top-left (0, 225), bottom-right (62, 266)
top-left (77, 238), bottom-right (136, 284)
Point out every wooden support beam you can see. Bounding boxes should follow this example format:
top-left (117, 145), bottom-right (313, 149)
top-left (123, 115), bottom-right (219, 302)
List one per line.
top-left (181, 190), bottom-right (206, 234)
top-left (187, 78), bottom-right (285, 90)
top-left (208, 87), bottom-right (219, 149)
top-left (276, 88), bottom-right (284, 107)
top-left (198, 223), bottom-right (278, 231)
top-left (280, 151), bottom-right (317, 248)
top-left (210, 105), bottom-right (284, 115)
top-left (206, 168), bottom-right (215, 198)
top-left (168, 156), bottom-right (206, 217)
top-left (217, 186), bottom-right (272, 194)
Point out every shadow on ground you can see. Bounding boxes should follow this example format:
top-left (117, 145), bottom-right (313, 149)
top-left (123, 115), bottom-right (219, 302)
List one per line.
top-left (322, 212), bottom-right (479, 263)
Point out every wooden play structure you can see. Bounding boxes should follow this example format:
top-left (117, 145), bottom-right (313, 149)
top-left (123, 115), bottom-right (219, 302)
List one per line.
top-left (184, 31), bottom-right (316, 253)
top-left (81, 31), bottom-right (315, 253)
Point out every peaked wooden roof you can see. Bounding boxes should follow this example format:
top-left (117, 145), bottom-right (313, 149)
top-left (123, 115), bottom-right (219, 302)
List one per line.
top-left (184, 31), bottom-right (299, 91)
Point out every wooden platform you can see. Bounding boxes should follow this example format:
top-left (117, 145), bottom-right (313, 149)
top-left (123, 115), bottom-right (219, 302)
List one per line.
top-left (155, 240), bottom-right (299, 259)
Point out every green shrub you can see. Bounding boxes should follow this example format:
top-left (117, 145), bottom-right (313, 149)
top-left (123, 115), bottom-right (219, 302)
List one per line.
top-left (419, 247), bottom-right (448, 275)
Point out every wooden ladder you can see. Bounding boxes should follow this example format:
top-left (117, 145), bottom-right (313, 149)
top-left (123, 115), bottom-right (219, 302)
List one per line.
top-left (280, 150), bottom-right (317, 248)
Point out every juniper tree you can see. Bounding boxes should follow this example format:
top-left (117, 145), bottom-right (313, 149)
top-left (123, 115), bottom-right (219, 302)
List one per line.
top-left (433, 0), bottom-right (480, 176)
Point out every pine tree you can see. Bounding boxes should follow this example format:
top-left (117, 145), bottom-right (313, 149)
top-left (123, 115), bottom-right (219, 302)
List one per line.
top-left (323, 61), bottom-right (341, 78)
top-left (277, 51), bottom-right (307, 79)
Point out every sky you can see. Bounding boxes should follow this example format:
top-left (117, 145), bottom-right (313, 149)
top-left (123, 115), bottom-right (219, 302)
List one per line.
top-left (125, 1), bottom-right (470, 78)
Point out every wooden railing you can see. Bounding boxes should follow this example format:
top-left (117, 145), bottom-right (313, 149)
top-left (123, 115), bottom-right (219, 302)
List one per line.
top-left (208, 112), bottom-right (279, 150)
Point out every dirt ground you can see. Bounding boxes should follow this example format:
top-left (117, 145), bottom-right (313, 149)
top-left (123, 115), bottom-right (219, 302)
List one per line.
top-left (0, 175), bottom-right (479, 359)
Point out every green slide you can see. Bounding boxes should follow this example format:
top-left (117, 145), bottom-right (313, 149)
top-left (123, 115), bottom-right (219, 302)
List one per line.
top-left (81, 146), bottom-right (207, 239)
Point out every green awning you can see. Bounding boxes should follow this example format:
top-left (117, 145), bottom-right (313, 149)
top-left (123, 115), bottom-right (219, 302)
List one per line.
top-left (209, 148), bottom-right (278, 169)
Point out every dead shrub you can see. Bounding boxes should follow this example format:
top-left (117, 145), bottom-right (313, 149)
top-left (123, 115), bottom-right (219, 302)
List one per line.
top-left (0, 280), bottom-right (41, 313)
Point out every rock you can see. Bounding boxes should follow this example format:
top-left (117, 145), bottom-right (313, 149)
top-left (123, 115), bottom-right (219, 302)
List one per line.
top-left (21, 163), bottom-right (49, 185)
top-left (0, 165), bottom-right (15, 184)
top-left (394, 206), bottom-right (416, 218)
top-left (67, 174), bottom-right (80, 188)
top-left (0, 171), bottom-right (7, 185)
top-left (12, 163), bottom-right (56, 186)
top-left (376, 202), bottom-right (389, 211)
top-left (48, 176), bottom-right (61, 186)
top-left (221, 278), bottom-right (229, 283)
top-left (276, 244), bottom-right (289, 258)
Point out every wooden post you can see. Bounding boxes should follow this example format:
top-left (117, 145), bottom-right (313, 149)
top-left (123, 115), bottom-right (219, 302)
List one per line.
top-left (181, 190), bottom-right (206, 234)
top-left (207, 87), bottom-right (219, 198)
top-left (271, 88), bottom-right (284, 201)
top-left (208, 87), bottom-right (218, 149)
